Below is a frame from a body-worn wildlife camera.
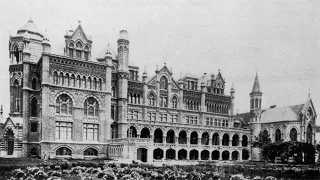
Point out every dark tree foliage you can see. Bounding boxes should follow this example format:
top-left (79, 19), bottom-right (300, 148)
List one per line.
top-left (252, 130), bottom-right (271, 148)
top-left (253, 131), bottom-right (315, 164)
top-left (263, 141), bottom-right (315, 164)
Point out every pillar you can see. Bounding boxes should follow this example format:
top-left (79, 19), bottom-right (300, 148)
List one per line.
top-left (175, 149), bottom-right (178, 160)
top-left (163, 136), bottom-right (166, 144)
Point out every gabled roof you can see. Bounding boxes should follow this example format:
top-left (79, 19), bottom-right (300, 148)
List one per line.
top-left (2, 117), bottom-right (22, 128)
top-left (215, 70), bottom-right (225, 83)
top-left (301, 94), bottom-right (317, 118)
top-left (147, 64), bottom-right (180, 89)
top-left (66, 22), bottom-right (92, 42)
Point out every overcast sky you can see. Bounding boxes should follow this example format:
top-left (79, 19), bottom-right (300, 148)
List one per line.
top-left (1, 0), bottom-right (320, 124)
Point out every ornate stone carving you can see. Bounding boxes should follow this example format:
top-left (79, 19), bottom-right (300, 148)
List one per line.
top-left (117, 72), bottom-right (129, 79)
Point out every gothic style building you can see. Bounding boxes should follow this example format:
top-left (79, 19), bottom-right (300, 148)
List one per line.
top-left (236, 74), bottom-right (317, 161)
top-left (0, 19), bottom-right (251, 162)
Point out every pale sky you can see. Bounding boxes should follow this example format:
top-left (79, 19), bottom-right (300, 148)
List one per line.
top-left (1, 0), bottom-right (320, 124)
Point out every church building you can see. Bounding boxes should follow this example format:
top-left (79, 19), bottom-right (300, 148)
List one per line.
top-left (235, 73), bottom-right (317, 161)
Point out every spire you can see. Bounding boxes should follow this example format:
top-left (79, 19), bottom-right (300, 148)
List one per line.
top-left (143, 65), bottom-right (147, 75)
top-left (251, 72), bottom-right (261, 93)
top-left (0, 104), bottom-right (3, 115)
top-left (231, 82), bottom-right (235, 92)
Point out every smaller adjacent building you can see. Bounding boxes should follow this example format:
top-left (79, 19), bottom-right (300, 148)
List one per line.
top-left (235, 73), bottom-right (317, 161)
top-left (0, 105), bottom-right (24, 157)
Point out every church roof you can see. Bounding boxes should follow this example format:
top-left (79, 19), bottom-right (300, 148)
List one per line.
top-left (251, 73), bottom-right (261, 94)
top-left (260, 106), bottom-right (300, 123)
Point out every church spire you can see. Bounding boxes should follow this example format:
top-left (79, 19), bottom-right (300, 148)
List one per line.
top-left (251, 72), bottom-right (261, 94)
top-left (250, 72), bottom-right (262, 112)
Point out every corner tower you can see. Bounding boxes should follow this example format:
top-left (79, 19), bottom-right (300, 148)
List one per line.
top-left (250, 73), bottom-right (262, 113)
top-left (117, 30), bottom-right (129, 138)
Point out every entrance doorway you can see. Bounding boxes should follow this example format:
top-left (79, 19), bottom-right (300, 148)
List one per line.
top-left (137, 148), bottom-right (148, 162)
top-left (7, 129), bottom-right (14, 155)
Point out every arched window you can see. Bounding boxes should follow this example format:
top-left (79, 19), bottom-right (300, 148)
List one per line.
top-left (99, 78), bottom-right (102, 91)
top-left (84, 46), bottom-right (89, 60)
top-left (13, 79), bottom-right (20, 112)
top-left (84, 148), bottom-right (98, 156)
top-left (275, 129), bottom-right (281, 142)
top-left (76, 42), bottom-right (83, 59)
top-left (306, 124), bottom-right (313, 144)
top-left (172, 96), bottom-right (178, 108)
top-left (255, 99), bottom-right (259, 108)
top-left (68, 43), bottom-right (74, 57)
top-left (56, 147), bottom-right (72, 156)
top-left (83, 76), bottom-right (86, 88)
top-left (12, 44), bottom-right (20, 64)
top-left (71, 74), bottom-right (75, 87)
top-left (56, 94), bottom-right (73, 115)
top-left (290, 128), bottom-right (297, 141)
top-left (30, 97), bottom-right (37, 117)
top-left (32, 78), bottom-right (37, 90)
top-left (77, 75), bottom-right (81, 88)
top-left (59, 72), bottom-right (64, 86)
top-left (160, 76), bottom-right (168, 90)
top-left (65, 73), bottom-right (70, 86)
top-left (88, 77), bottom-right (92, 89)
top-left (53, 72), bottom-right (58, 85)
top-left (93, 78), bottom-right (97, 90)
top-left (84, 97), bottom-right (99, 117)
top-left (251, 99), bottom-right (254, 109)
top-left (148, 93), bottom-right (156, 106)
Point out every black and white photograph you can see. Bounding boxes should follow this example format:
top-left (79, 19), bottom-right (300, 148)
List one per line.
top-left (0, 0), bottom-right (320, 179)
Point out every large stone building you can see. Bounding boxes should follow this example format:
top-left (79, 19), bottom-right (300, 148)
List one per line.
top-left (235, 73), bottom-right (317, 161)
top-left (0, 19), bottom-right (251, 162)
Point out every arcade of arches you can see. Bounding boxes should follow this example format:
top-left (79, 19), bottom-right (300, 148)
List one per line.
top-left (151, 148), bottom-right (250, 161)
top-left (129, 126), bottom-right (250, 161)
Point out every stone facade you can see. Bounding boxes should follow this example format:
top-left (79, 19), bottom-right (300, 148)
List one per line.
top-left (0, 19), bottom-right (251, 162)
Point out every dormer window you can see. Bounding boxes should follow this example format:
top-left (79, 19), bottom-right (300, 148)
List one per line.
top-left (187, 80), bottom-right (197, 90)
top-left (160, 76), bottom-right (168, 90)
top-left (76, 42), bottom-right (82, 59)
top-left (84, 46), bottom-right (89, 60)
top-left (68, 43), bottom-right (74, 57)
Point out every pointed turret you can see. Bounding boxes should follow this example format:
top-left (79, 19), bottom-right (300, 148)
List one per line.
top-left (42, 29), bottom-right (51, 53)
top-left (142, 65), bottom-right (148, 82)
top-left (0, 104), bottom-right (2, 124)
top-left (250, 73), bottom-right (262, 112)
top-left (251, 72), bottom-right (261, 94)
top-left (230, 83), bottom-right (235, 116)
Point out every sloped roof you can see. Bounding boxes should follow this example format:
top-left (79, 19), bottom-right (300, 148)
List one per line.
top-left (251, 73), bottom-right (261, 93)
top-left (96, 44), bottom-right (117, 60)
top-left (18, 18), bottom-right (42, 36)
top-left (290, 104), bottom-right (304, 116)
top-left (260, 106), bottom-right (299, 123)
top-left (237, 112), bottom-right (252, 125)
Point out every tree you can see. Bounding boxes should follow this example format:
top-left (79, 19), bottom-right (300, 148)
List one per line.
top-left (252, 130), bottom-right (271, 148)
top-left (252, 130), bottom-right (272, 160)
